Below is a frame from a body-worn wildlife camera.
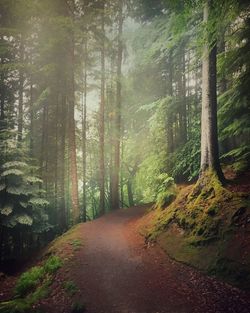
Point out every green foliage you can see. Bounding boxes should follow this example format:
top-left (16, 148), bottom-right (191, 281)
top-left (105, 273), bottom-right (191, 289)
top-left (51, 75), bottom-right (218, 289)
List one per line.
top-left (63, 280), bottom-right (78, 296)
top-left (156, 174), bottom-right (177, 208)
top-left (43, 255), bottom-right (63, 274)
top-left (15, 256), bottom-right (62, 297)
top-left (0, 129), bottom-right (51, 235)
top-left (217, 13), bottom-right (250, 169)
top-left (135, 153), bottom-right (167, 202)
top-left (0, 280), bottom-right (52, 313)
top-left (221, 145), bottom-right (250, 164)
top-left (143, 169), bottom-right (250, 288)
top-left (15, 266), bottom-right (45, 297)
top-left (0, 256), bottom-right (62, 313)
top-left (0, 298), bottom-right (30, 313)
top-left (70, 239), bottom-right (82, 251)
top-left (71, 301), bottom-right (86, 313)
top-left (169, 133), bottom-right (201, 181)
top-left (232, 160), bottom-right (249, 174)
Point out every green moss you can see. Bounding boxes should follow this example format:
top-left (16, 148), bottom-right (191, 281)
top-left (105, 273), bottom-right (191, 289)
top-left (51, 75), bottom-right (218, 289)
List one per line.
top-left (206, 206), bottom-right (219, 216)
top-left (144, 170), bottom-right (250, 289)
top-left (47, 224), bottom-right (83, 258)
top-left (0, 256), bottom-right (62, 313)
top-left (232, 160), bottom-right (249, 174)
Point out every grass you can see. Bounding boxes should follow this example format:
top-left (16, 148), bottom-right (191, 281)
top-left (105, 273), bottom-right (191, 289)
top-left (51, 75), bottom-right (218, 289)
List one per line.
top-left (70, 239), bottom-right (83, 251)
top-left (0, 224), bottom-right (86, 313)
top-left (71, 301), bottom-right (86, 313)
top-left (0, 256), bottom-right (62, 313)
top-left (46, 224), bottom-right (83, 259)
top-left (63, 280), bottom-right (78, 296)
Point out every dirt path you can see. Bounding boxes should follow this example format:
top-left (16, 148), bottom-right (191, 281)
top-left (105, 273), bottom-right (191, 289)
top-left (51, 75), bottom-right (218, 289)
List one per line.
top-left (59, 205), bottom-right (250, 313)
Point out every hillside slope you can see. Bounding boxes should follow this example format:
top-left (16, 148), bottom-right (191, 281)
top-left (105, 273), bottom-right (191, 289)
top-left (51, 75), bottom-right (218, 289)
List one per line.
top-left (140, 171), bottom-right (250, 290)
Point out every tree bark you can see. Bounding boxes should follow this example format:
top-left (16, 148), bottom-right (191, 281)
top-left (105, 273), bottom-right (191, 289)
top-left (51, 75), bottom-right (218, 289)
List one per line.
top-left (29, 76), bottom-right (34, 157)
top-left (127, 179), bottom-right (134, 207)
top-left (167, 50), bottom-right (174, 154)
top-left (200, 0), bottom-right (224, 181)
top-left (99, 7), bottom-right (105, 216)
top-left (18, 36), bottom-right (24, 143)
top-left (82, 40), bottom-right (87, 222)
top-left (68, 32), bottom-right (80, 224)
top-left (111, 0), bottom-right (123, 210)
top-left (58, 87), bottom-right (67, 230)
top-left (0, 36), bottom-right (5, 130)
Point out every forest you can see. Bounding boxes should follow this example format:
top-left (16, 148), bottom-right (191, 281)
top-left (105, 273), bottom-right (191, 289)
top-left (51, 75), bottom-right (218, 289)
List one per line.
top-left (0, 0), bottom-right (250, 312)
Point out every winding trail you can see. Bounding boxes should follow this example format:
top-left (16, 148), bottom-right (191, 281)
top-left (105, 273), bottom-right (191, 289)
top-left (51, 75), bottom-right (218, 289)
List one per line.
top-left (64, 205), bottom-right (250, 313)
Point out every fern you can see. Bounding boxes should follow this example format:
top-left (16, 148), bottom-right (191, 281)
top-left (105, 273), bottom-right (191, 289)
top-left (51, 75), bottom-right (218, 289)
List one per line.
top-left (2, 161), bottom-right (28, 169)
top-left (6, 186), bottom-right (29, 196)
top-left (221, 145), bottom-right (250, 161)
top-left (28, 198), bottom-right (50, 207)
top-left (1, 169), bottom-right (24, 177)
top-left (0, 205), bottom-right (13, 216)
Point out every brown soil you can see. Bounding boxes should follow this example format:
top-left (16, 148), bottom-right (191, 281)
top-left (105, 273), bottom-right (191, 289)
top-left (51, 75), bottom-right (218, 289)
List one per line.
top-left (34, 204), bottom-right (250, 313)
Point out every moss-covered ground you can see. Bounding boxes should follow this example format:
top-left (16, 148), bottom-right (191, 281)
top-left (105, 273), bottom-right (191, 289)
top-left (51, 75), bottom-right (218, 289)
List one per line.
top-left (140, 170), bottom-right (250, 289)
top-left (0, 224), bottom-right (85, 313)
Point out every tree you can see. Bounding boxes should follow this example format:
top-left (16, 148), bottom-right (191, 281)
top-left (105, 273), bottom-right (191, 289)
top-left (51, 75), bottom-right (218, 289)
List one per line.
top-left (99, 3), bottom-right (106, 216)
top-left (111, 0), bottom-right (123, 210)
top-left (200, 0), bottom-right (224, 182)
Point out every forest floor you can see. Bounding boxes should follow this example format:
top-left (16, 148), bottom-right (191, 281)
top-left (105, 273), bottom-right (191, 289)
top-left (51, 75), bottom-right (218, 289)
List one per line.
top-left (2, 203), bottom-right (250, 313)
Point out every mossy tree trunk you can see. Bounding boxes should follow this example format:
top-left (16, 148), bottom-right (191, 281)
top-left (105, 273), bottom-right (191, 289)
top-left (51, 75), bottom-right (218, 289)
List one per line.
top-left (200, 0), bottom-right (224, 182)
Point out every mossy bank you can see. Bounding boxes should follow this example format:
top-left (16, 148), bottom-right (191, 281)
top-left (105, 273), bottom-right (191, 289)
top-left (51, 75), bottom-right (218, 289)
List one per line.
top-left (141, 171), bottom-right (250, 289)
top-left (0, 224), bottom-right (85, 313)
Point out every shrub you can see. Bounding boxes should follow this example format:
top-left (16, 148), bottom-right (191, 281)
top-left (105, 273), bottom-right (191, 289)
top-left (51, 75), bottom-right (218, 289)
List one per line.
top-left (43, 255), bottom-right (62, 274)
top-left (63, 280), bottom-right (78, 296)
top-left (71, 301), bottom-right (86, 313)
top-left (15, 266), bottom-right (45, 297)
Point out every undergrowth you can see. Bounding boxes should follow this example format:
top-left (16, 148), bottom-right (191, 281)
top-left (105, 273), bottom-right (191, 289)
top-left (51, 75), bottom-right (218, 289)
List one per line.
top-left (0, 255), bottom-right (62, 313)
top-left (144, 170), bottom-right (250, 289)
top-left (71, 301), bottom-right (86, 313)
top-left (63, 280), bottom-right (78, 296)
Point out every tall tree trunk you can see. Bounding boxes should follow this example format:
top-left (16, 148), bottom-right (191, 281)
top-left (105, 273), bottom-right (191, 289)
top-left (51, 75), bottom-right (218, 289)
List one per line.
top-left (0, 36), bottom-right (5, 130)
top-left (30, 77), bottom-right (34, 157)
top-left (177, 44), bottom-right (187, 146)
top-left (167, 50), bottom-right (174, 154)
top-left (68, 33), bottom-right (80, 224)
top-left (120, 134), bottom-right (124, 207)
top-left (55, 91), bottom-right (59, 215)
top-left (127, 178), bottom-right (134, 207)
top-left (111, 0), bottom-right (123, 210)
top-left (108, 41), bottom-right (115, 210)
top-left (82, 40), bottom-right (87, 222)
top-left (58, 88), bottom-right (67, 230)
top-left (99, 7), bottom-right (105, 216)
top-left (218, 35), bottom-right (227, 94)
top-left (18, 36), bottom-right (24, 143)
top-left (200, 0), bottom-right (224, 181)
